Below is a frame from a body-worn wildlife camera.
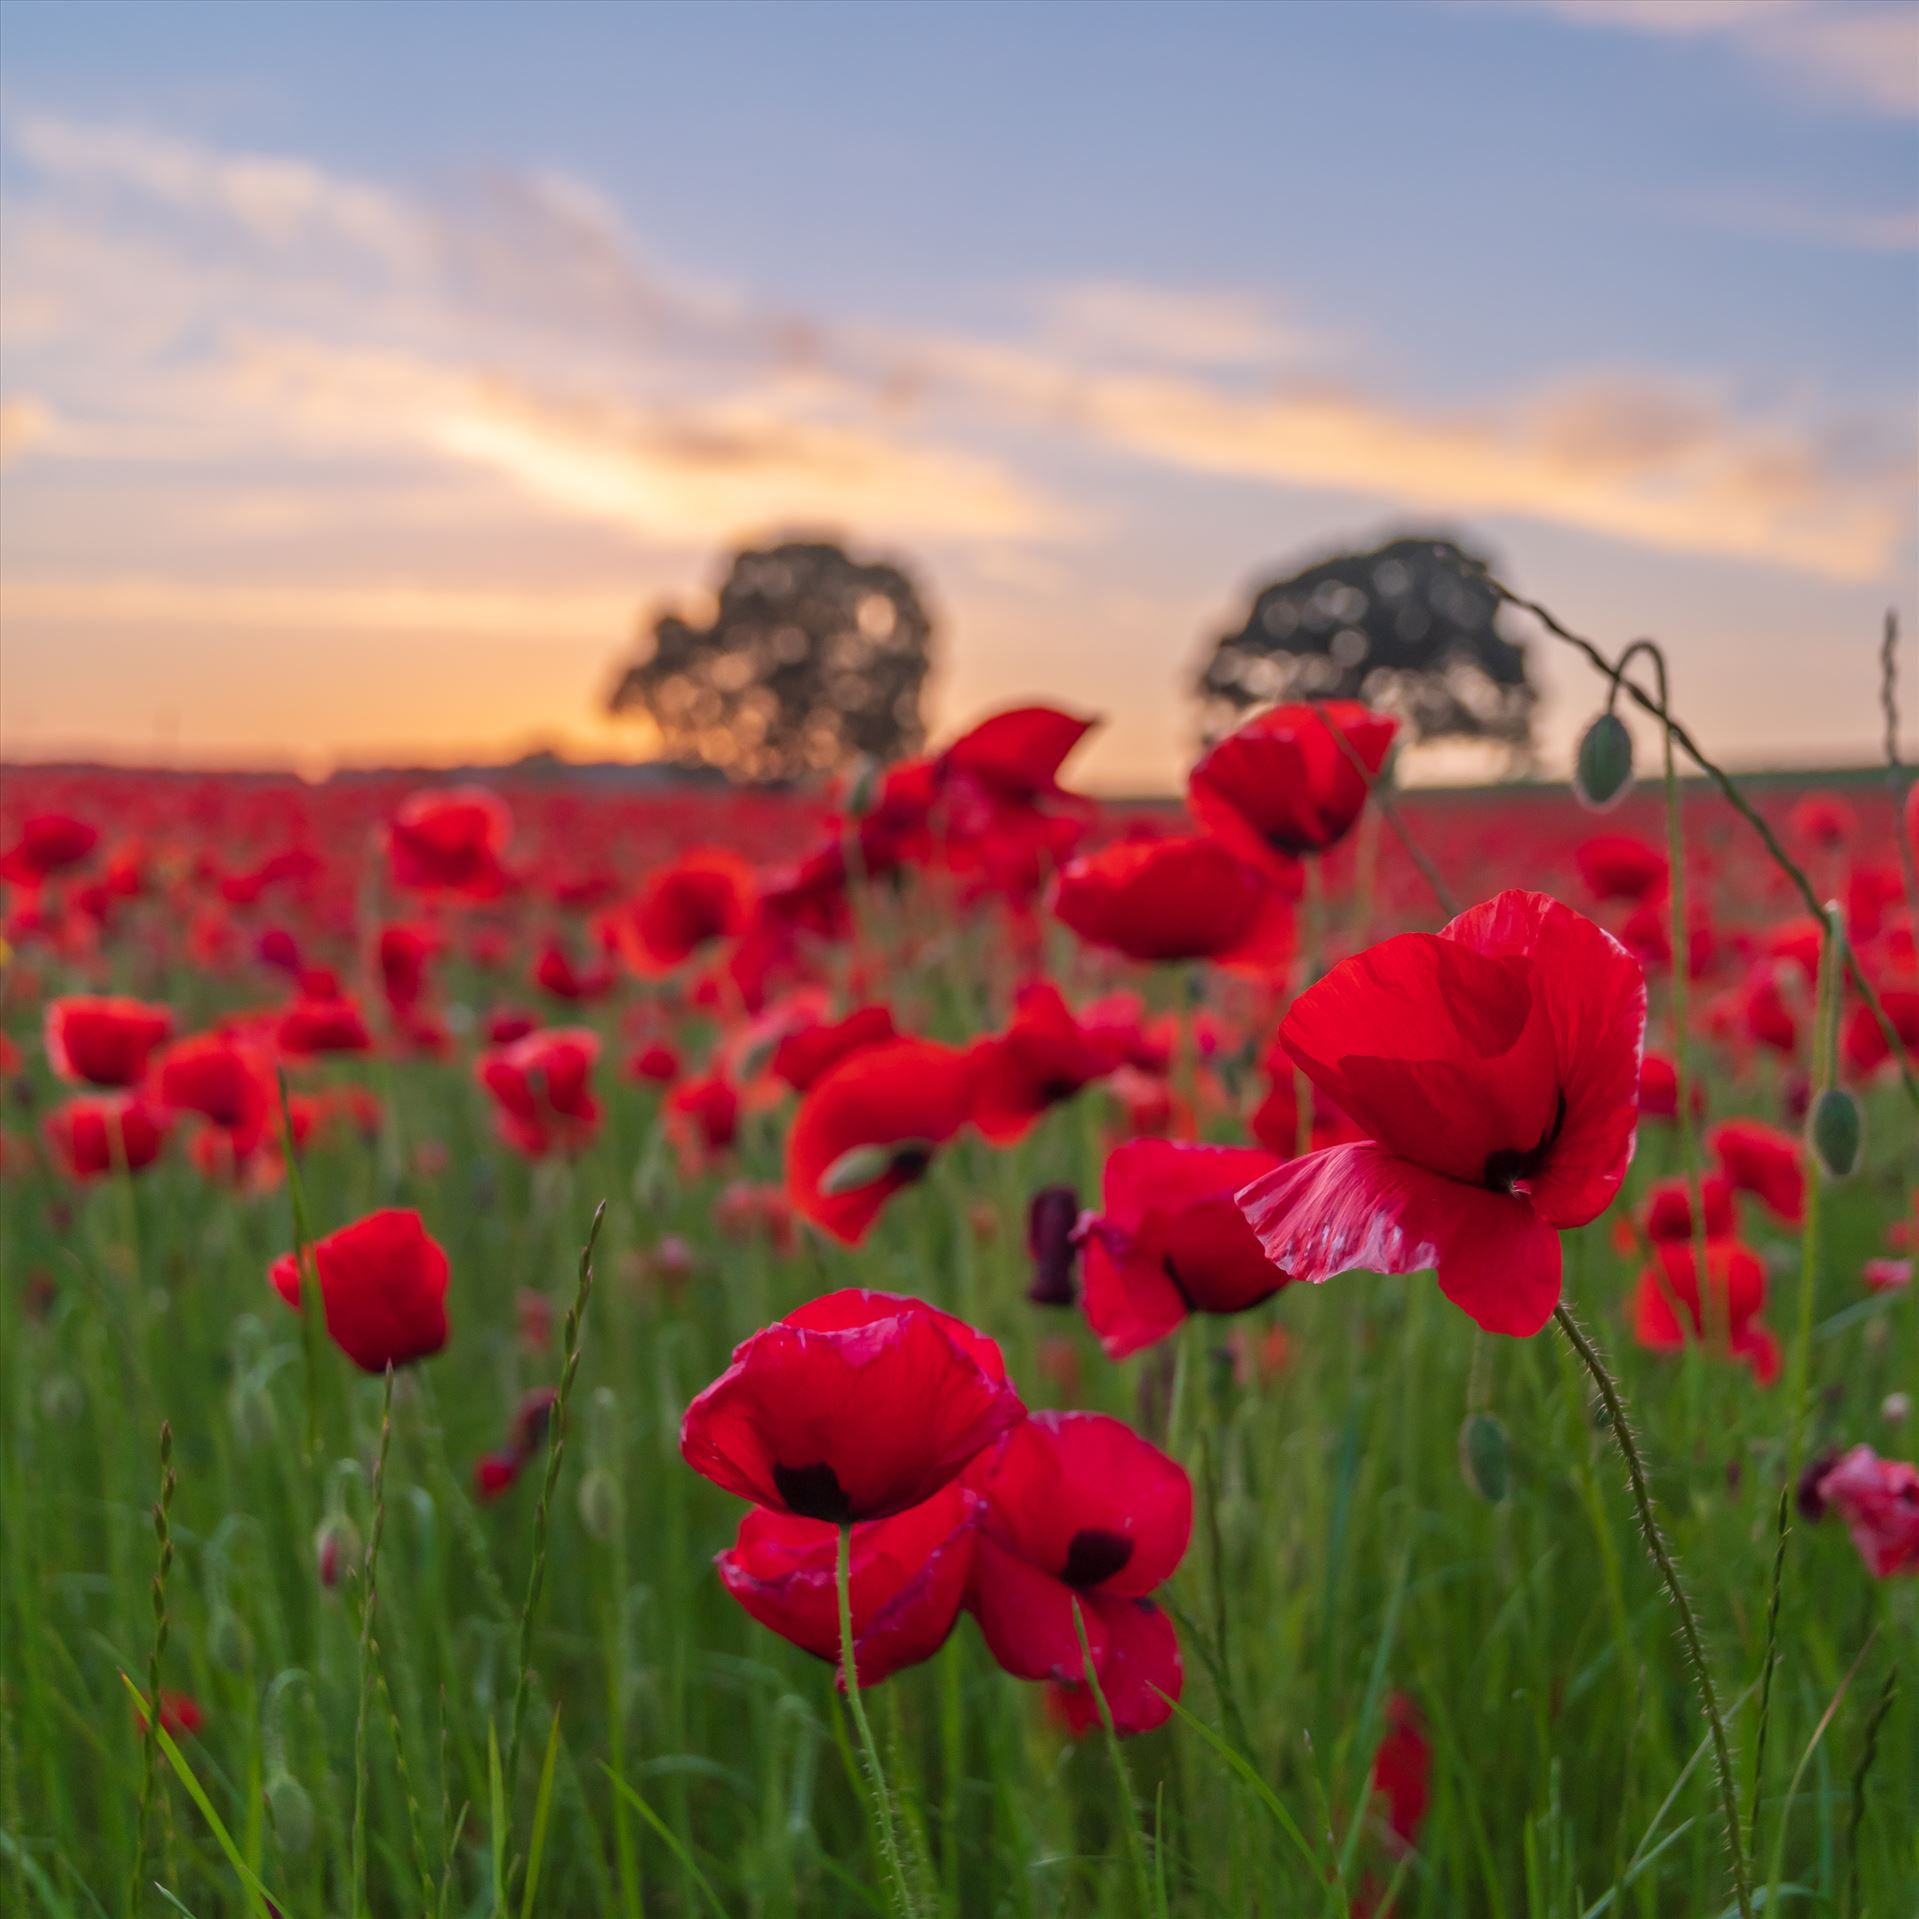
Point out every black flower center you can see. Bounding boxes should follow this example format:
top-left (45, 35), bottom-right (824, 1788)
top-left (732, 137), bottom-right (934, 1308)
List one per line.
top-left (772, 1461), bottom-right (854, 1523)
top-left (1483, 1090), bottom-right (1568, 1194)
top-left (1062, 1527), bottom-right (1133, 1588)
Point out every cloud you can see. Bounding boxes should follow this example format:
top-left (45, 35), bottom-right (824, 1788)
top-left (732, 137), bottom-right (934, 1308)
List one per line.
top-left (1521, 0), bottom-right (1919, 117)
top-left (0, 396), bottom-right (58, 463)
top-left (1669, 189), bottom-right (1919, 254)
top-left (1035, 282), bottom-right (1318, 368)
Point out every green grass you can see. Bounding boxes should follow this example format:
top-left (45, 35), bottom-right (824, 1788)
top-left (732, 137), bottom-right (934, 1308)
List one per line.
top-left (0, 893), bottom-right (1913, 1918)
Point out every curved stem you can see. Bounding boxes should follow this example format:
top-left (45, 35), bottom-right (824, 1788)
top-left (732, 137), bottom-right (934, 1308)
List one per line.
top-left (1552, 1302), bottom-right (1753, 1919)
top-left (837, 1523), bottom-right (917, 1917)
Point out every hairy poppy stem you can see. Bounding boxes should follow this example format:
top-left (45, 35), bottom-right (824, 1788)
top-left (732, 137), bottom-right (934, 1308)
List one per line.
top-left (836, 1522), bottom-right (918, 1917)
top-left (1552, 1301), bottom-right (1753, 1919)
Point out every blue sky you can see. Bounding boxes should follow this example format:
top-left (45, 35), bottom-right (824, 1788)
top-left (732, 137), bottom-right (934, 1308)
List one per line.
top-left (1, 0), bottom-right (1914, 784)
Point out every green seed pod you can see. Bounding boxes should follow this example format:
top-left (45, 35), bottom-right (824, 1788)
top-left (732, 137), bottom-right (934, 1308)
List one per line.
top-left (1574, 711), bottom-right (1635, 811)
top-left (1808, 1086), bottom-right (1863, 1181)
top-left (266, 1771), bottom-right (316, 1857)
top-left (1458, 1411), bottom-right (1510, 1503)
top-left (577, 1466), bottom-right (621, 1542)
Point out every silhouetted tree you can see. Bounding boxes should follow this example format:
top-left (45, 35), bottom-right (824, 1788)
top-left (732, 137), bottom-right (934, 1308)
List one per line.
top-left (608, 538), bottom-right (934, 781)
top-left (1195, 535), bottom-right (1536, 765)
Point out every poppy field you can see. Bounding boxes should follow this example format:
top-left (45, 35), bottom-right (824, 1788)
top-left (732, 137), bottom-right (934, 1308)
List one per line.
top-left (2, 607), bottom-right (1916, 1919)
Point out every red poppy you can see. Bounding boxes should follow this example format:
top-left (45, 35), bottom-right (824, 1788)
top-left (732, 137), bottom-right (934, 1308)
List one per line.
top-left (966, 1411), bottom-right (1189, 1736)
top-left (133, 1690), bottom-right (204, 1740)
top-left (1631, 1239), bottom-right (1777, 1382)
top-left (150, 1032), bottom-right (276, 1156)
top-left (1811, 1447), bottom-right (1919, 1578)
top-left (1637, 1173), bottom-right (1735, 1245)
top-left (1709, 1119), bottom-right (1805, 1226)
top-left (717, 1481), bottom-right (982, 1687)
top-left (666, 1071), bottom-right (741, 1158)
top-left (274, 995), bottom-right (373, 1058)
top-left (613, 851), bottom-right (753, 973)
top-left (270, 1208), bottom-right (450, 1373)
top-left (476, 1027), bottom-right (602, 1158)
top-left (785, 1039), bottom-right (978, 1244)
top-left (681, 1289), bottom-right (1023, 1522)
top-left (1636, 1052), bottom-right (1694, 1121)
top-left (1843, 989), bottom-right (1919, 1077)
top-left (473, 1451), bottom-right (522, 1501)
top-left (626, 1039), bottom-right (681, 1086)
top-left (937, 705), bottom-right (1097, 805)
top-left (386, 787), bottom-right (512, 899)
top-left (971, 983), bottom-right (1126, 1143)
top-left (1051, 834), bottom-right (1295, 973)
top-left (1080, 1140), bottom-right (1287, 1358)
top-left (533, 939), bottom-right (615, 1003)
top-left (376, 921), bottom-right (439, 1011)
top-left (1188, 700), bottom-right (1395, 879)
top-left (0, 812), bottom-right (98, 888)
top-left (46, 1094), bottom-right (169, 1179)
top-left (1788, 792), bottom-right (1855, 850)
top-left (771, 1005), bottom-right (898, 1093)
top-left (1239, 890), bottom-right (1646, 1337)
top-left (44, 996), bottom-right (173, 1087)
top-left (1574, 834), bottom-right (1668, 904)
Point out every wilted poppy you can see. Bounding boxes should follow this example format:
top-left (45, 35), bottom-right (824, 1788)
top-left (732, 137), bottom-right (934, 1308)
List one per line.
top-left (1188, 700), bottom-right (1395, 879)
top-left (966, 1411), bottom-right (1189, 1735)
top-left (1051, 834), bottom-right (1294, 973)
top-left (1239, 890), bottom-right (1646, 1336)
top-left (717, 1481), bottom-right (982, 1686)
top-left (1080, 1140), bottom-right (1287, 1358)
top-left (45, 996), bottom-right (173, 1087)
top-left (681, 1289), bottom-right (1023, 1523)
top-left (270, 1208), bottom-right (450, 1373)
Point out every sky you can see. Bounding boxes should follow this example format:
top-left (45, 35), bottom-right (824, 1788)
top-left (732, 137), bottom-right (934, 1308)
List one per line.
top-left (0, 0), bottom-right (1915, 790)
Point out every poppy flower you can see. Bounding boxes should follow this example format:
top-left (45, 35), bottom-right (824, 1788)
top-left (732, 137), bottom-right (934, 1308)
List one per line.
top-left (133, 1690), bottom-right (204, 1740)
top-left (971, 983), bottom-right (1125, 1143)
top-left (1810, 1447), bottom-right (1919, 1578)
top-left (46, 1094), bottom-right (169, 1179)
top-left (626, 1040), bottom-right (681, 1086)
top-left (269, 1208), bottom-right (450, 1373)
top-left (476, 1027), bottom-right (602, 1158)
top-left (1788, 792), bottom-right (1855, 850)
top-left (1631, 1239), bottom-right (1777, 1382)
top-left (1637, 1173), bottom-right (1735, 1246)
top-left (1079, 1140), bottom-right (1287, 1358)
top-left (1238, 890), bottom-right (1646, 1337)
top-left (1027, 1185), bottom-right (1081, 1306)
top-left (612, 851), bottom-right (753, 973)
top-left (1574, 834), bottom-right (1667, 904)
top-left (785, 1039), bottom-right (978, 1244)
top-left (966, 1411), bottom-right (1189, 1736)
top-left (45, 996), bottom-right (173, 1087)
top-left (1371, 1693), bottom-right (1432, 1850)
top-left (1636, 1052), bottom-right (1697, 1122)
top-left (0, 812), bottom-right (98, 888)
top-left (385, 786), bottom-right (512, 899)
top-left (1843, 990), bottom-right (1919, 1078)
top-left (717, 1481), bottom-right (982, 1686)
top-left (375, 921), bottom-right (439, 1011)
top-left (150, 1032), bottom-right (276, 1157)
top-left (936, 705), bottom-right (1097, 806)
top-left (1051, 834), bottom-right (1295, 973)
top-left (1188, 700), bottom-right (1395, 880)
top-left (771, 1005), bottom-right (898, 1093)
top-left (473, 1451), bottom-right (522, 1501)
top-left (681, 1289), bottom-right (1023, 1523)
top-left (666, 1072), bottom-right (741, 1158)
top-left (274, 995), bottom-right (373, 1058)
top-left (533, 939), bottom-right (615, 1003)
top-left (1709, 1119), bottom-right (1805, 1226)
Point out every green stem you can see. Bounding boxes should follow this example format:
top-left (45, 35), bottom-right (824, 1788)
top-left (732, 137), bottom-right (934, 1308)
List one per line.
top-left (351, 1365), bottom-right (396, 1919)
top-left (1552, 1302), bottom-right (1753, 1919)
top-left (836, 1523), bottom-right (918, 1917)
top-left (1785, 913), bottom-right (1840, 1485)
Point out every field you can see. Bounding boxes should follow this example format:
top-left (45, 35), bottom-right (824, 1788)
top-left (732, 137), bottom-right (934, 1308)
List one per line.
top-left (1, 697), bottom-right (1914, 1919)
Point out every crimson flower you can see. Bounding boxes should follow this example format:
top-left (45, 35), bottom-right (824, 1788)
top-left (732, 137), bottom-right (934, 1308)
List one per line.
top-left (1574, 834), bottom-right (1667, 904)
top-left (1810, 1447), bottom-right (1918, 1578)
top-left (45, 996), bottom-right (173, 1087)
top-left (936, 705), bottom-right (1097, 806)
top-left (717, 1481), bottom-right (982, 1687)
top-left (1238, 890), bottom-right (1646, 1337)
top-left (1051, 834), bottom-right (1295, 973)
top-left (533, 939), bottom-right (615, 1003)
top-left (0, 812), bottom-right (98, 888)
top-left (785, 1039), bottom-right (978, 1243)
top-left (275, 995), bottom-right (373, 1058)
top-left (1631, 1240), bottom-right (1777, 1382)
top-left (1709, 1119), bottom-right (1805, 1226)
top-left (150, 1032), bottom-right (276, 1157)
top-left (270, 1208), bottom-right (450, 1373)
top-left (966, 1411), bottom-right (1189, 1735)
top-left (970, 983), bottom-right (1125, 1143)
top-left (1188, 700), bottom-right (1395, 880)
top-left (1636, 1173), bottom-right (1735, 1245)
top-left (375, 921), bottom-right (439, 1011)
top-left (613, 851), bottom-right (753, 973)
top-left (46, 1094), bottom-right (169, 1179)
top-left (386, 787), bottom-right (512, 899)
top-left (681, 1290), bottom-right (1023, 1523)
top-left (771, 1005), bottom-right (898, 1093)
top-left (476, 1027), bottom-right (602, 1158)
top-left (1080, 1140), bottom-right (1287, 1358)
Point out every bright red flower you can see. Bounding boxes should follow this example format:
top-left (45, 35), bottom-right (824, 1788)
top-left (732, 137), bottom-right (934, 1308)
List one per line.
top-left (1239, 891), bottom-right (1646, 1337)
top-left (1371, 1693), bottom-right (1432, 1849)
top-left (1631, 1239), bottom-right (1777, 1382)
top-left (966, 1411), bottom-right (1189, 1736)
top-left (533, 938), bottom-right (615, 1003)
top-left (681, 1289), bottom-right (1023, 1522)
top-left (1051, 834), bottom-right (1295, 973)
top-left (717, 1481), bottom-right (982, 1687)
top-left (473, 1451), bottom-right (522, 1501)
top-left (613, 851), bottom-right (753, 973)
top-left (1812, 1447), bottom-right (1919, 1578)
top-left (771, 1005), bottom-right (898, 1093)
top-left (1188, 700), bottom-right (1395, 879)
top-left (376, 921), bottom-right (439, 1011)
top-left (150, 1032), bottom-right (275, 1155)
top-left (133, 1690), bottom-right (204, 1740)
top-left (0, 813), bottom-right (98, 888)
top-left (386, 786), bottom-right (512, 899)
top-left (274, 995), bottom-right (372, 1058)
top-left (46, 1094), bottom-right (168, 1179)
top-left (667, 1071), bottom-right (741, 1158)
top-left (1788, 792), bottom-right (1855, 850)
top-left (785, 1039), bottom-right (978, 1244)
top-left (1080, 1140), bottom-right (1287, 1358)
top-left (1574, 834), bottom-right (1667, 903)
top-left (476, 1027), bottom-right (602, 1158)
top-left (1709, 1119), bottom-right (1805, 1226)
top-left (627, 1039), bottom-right (681, 1085)
top-left (937, 705), bottom-right (1097, 805)
top-left (270, 1208), bottom-right (450, 1373)
top-left (1843, 990), bottom-right (1919, 1077)
top-left (1638, 1172), bottom-right (1735, 1245)
top-left (44, 996), bottom-right (173, 1087)
top-left (971, 983), bottom-right (1126, 1143)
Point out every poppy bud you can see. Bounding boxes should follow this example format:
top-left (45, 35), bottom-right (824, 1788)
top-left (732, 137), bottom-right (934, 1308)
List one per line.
top-left (1807, 1088), bottom-right (1862, 1181)
top-left (265, 1771), bottom-right (316, 1857)
top-left (817, 1139), bottom-right (934, 1198)
top-left (314, 1515), bottom-right (359, 1589)
top-left (1458, 1412), bottom-right (1510, 1503)
top-left (1026, 1186), bottom-right (1080, 1306)
top-left (1574, 711), bottom-right (1635, 811)
top-left (208, 1602), bottom-right (252, 1675)
top-left (577, 1467), bottom-right (620, 1541)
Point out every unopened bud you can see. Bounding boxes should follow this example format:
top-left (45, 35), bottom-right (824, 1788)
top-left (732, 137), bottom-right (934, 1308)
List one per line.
top-left (1574, 711), bottom-right (1635, 811)
top-left (1808, 1087), bottom-right (1863, 1181)
top-left (1458, 1411), bottom-right (1510, 1503)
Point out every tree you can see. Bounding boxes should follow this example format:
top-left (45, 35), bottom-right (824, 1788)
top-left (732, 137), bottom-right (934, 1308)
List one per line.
top-left (1194, 535), bottom-right (1537, 765)
top-left (608, 539), bottom-right (935, 782)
